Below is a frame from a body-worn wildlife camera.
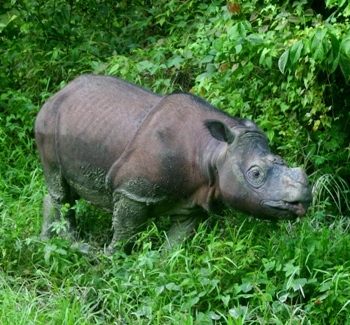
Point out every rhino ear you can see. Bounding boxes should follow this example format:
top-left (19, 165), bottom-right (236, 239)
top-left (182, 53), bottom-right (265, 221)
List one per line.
top-left (204, 119), bottom-right (235, 144)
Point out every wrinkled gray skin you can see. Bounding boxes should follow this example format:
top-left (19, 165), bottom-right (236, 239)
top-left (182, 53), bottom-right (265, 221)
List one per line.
top-left (35, 74), bottom-right (312, 252)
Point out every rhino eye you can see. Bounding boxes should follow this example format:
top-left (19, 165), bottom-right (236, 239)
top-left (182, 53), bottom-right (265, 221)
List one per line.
top-left (247, 166), bottom-right (265, 188)
top-left (252, 170), bottom-right (260, 178)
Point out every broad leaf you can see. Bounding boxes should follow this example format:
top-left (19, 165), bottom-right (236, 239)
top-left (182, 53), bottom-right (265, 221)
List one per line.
top-left (278, 49), bottom-right (289, 74)
top-left (167, 55), bottom-right (184, 68)
top-left (315, 28), bottom-right (327, 41)
top-left (247, 34), bottom-right (263, 45)
top-left (328, 32), bottom-right (340, 73)
top-left (289, 40), bottom-right (304, 69)
top-left (310, 34), bottom-right (326, 62)
top-left (339, 36), bottom-right (350, 81)
top-left (241, 282), bottom-right (253, 293)
top-left (340, 36), bottom-right (350, 57)
top-left (200, 55), bottom-right (214, 64)
top-left (339, 53), bottom-right (350, 82)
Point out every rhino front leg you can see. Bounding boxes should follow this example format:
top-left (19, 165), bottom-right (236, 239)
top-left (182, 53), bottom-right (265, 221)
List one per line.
top-left (163, 215), bottom-right (202, 251)
top-left (107, 194), bottom-right (149, 254)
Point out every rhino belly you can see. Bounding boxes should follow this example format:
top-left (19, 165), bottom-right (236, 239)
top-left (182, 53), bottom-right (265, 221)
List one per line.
top-left (64, 163), bottom-right (114, 212)
top-left (56, 134), bottom-right (116, 211)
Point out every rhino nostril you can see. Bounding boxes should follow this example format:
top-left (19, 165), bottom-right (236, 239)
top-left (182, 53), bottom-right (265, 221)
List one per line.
top-left (285, 168), bottom-right (310, 186)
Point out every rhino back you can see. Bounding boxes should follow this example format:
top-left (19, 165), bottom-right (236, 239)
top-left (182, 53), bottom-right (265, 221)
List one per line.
top-left (35, 75), bottom-right (161, 207)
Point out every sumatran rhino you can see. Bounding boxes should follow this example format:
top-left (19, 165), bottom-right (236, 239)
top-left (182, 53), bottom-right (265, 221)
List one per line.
top-left (35, 74), bottom-right (312, 252)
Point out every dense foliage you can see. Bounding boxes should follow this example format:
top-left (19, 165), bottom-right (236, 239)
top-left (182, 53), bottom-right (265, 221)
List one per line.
top-left (1, 0), bottom-right (350, 324)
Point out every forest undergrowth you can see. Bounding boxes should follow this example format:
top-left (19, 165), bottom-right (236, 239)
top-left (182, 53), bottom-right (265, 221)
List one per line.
top-left (1, 0), bottom-right (350, 324)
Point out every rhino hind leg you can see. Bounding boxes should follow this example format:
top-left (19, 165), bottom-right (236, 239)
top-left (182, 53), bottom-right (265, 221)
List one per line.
top-left (40, 194), bottom-right (58, 239)
top-left (162, 215), bottom-right (202, 252)
top-left (40, 168), bottom-right (78, 239)
top-left (107, 194), bottom-right (149, 254)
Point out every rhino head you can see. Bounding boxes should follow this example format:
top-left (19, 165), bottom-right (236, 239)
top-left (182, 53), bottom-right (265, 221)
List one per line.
top-left (206, 119), bottom-right (312, 220)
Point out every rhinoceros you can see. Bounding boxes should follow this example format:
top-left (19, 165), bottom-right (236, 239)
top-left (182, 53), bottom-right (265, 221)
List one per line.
top-left (35, 74), bottom-right (312, 252)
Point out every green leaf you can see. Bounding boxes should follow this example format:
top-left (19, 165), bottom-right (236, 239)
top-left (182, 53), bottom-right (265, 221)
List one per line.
top-left (283, 260), bottom-right (300, 277)
top-left (308, 29), bottom-right (328, 62)
top-left (328, 32), bottom-right (340, 73)
top-left (345, 4), bottom-right (350, 16)
top-left (228, 21), bottom-right (251, 39)
top-left (183, 50), bottom-right (193, 59)
top-left (55, 248), bottom-right (67, 255)
top-left (247, 35), bottom-right (263, 45)
top-left (0, 13), bottom-right (18, 32)
top-left (278, 49), bottom-right (289, 74)
top-left (319, 281), bottom-right (333, 292)
top-left (167, 55), bottom-right (184, 68)
top-left (200, 55), bottom-right (214, 64)
top-left (310, 32), bottom-right (326, 62)
top-left (325, 0), bottom-right (337, 8)
top-left (263, 259), bottom-right (276, 272)
top-left (60, 7), bottom-right (69, 21)
top-left (304, 9), bottom-right (314, 16)
top-left (291, 278), bottom-right (308, 292)
top-left (339, 53), bottom-right (350, 82)
top-left (138, 60), bottom-right (153, 71)
top-left (213, 39), bottom-right (223, 52)
top-left (155, 285), bottom-right (164, 295)
top-left (165, 282), bottom-right (180, 291)
top-left (236, 21), bottom-right (247, 36)
top-left (340, 36), bottom-right (350, 57)
top-left (289, 40), bottom-right (304, 69)
top-left (221, 295), bottom-right (230, 307)
top-left (235, 44), bottom-right (242, 54)
top-left (266, 129), bottom-right (275, 142)
top-left (108, 63), bottom-right (120, 75)
top-left (289, 15), bottom-right (301, 23)
top-left (210, 311), bottom-right (221, 320)
top-left (44, 244), bottom-right (57, 264)
top-left (241, 282), bottom-right (253, 293)
top-left (315, 28), bottom-right (327, 41)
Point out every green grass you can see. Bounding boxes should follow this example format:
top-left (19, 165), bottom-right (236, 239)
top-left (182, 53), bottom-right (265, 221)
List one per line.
top-left (0, 169), bottom-right (350, 324)
top-left (1, 131), bottom-right (350, 325)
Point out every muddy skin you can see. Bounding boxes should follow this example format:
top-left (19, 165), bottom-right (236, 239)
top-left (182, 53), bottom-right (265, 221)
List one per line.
top-left (35, 74), bottom-right (313, 253)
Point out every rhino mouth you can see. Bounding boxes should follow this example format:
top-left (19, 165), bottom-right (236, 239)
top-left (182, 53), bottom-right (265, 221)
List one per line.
top-left (261, 200), bottom-right (308, 219)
